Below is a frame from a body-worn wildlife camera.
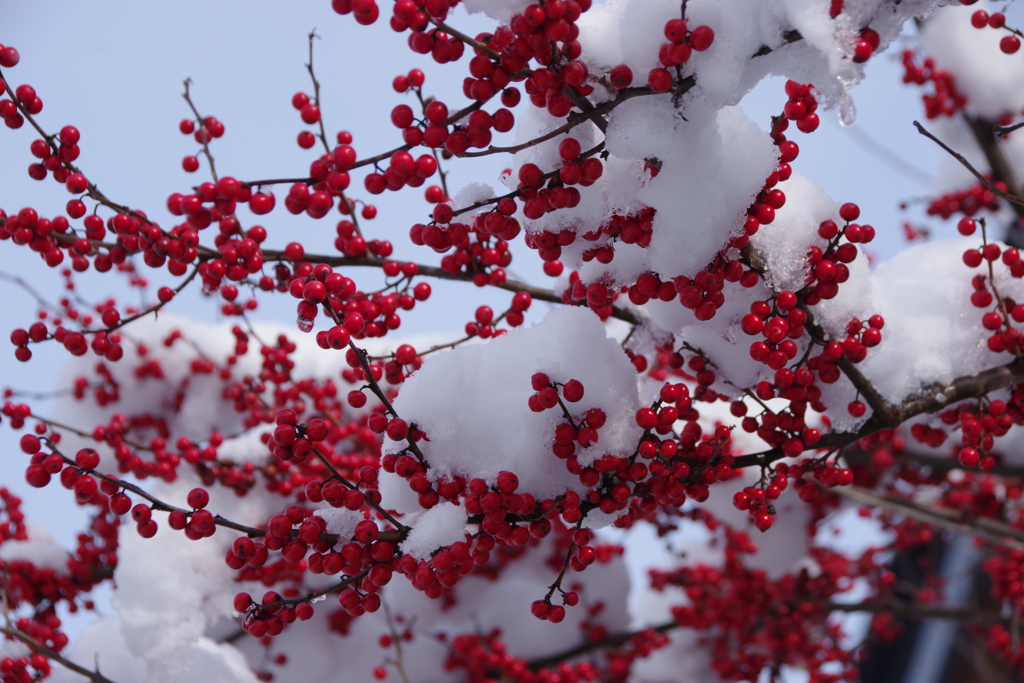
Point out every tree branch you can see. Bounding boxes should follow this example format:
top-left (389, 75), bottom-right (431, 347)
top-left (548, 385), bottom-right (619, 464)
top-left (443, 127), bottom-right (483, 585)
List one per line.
top-left (733, 356), bottom-right (1024, 470)
top-left (915, 120), bottom-right (1024, 209)
top-left (827, 484), bottom-right (1024, 551)
top-left (256, 249), bottom-right (642, 325)
top-left (0, 625), bottom-right (118, 683)
top-left (182, 79), bottom-right (218, 182)
top-left (963, 114), bottom-right (1024, 220)
top-left (526, 598), bottom-right (1001, 670)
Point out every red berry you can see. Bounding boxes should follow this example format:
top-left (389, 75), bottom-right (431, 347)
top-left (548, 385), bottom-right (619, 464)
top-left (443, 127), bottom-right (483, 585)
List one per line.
top-left (959, 447), bottom-right (980, 468)
top-left (187, 488), bottom-right (210, 509)
top-left (648, 68), bottom-right (673, 93)
top-left (609, 64), bottom-right (633, 89)
top-left (689, 25), bottom-right (715, 51)
top-left (562, 379), bottom-right (584, 402)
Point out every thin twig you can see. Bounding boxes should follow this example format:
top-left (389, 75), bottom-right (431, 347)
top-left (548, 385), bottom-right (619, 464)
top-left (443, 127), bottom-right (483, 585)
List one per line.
top-left (828, 484), bottom-right (1024, 550)
top-left (915, 120), bottom-right (1024, 209)
top-left (305, 30), bottom-right (334, 157)
top-left (428, 18), bottom-right (500, 60)
top-left (732, 354), bottom-right (1024, 471)
top-left (182, 79), bottom-right (218, 182)
top-left (0, 625), bottom-right (118, 683)
top-left (995, 119), bottom-right (1024, 137)
top-left (311, 446), bottom-right (409, 532)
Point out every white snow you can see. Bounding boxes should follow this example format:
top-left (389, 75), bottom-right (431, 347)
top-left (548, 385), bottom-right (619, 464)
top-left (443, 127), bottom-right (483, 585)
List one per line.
top-left (314, 507), bottom-right (362, 542)
top-left (861, 237), bottom-right (1024, 405)
top-left (452, 182), bottom-right (496, 212)
top-left (0, 524), bottom-right (69, 570)
top-left (920, 3), bottom-right (1024, 120)
top-left (381, 307), bottom-right (642, 510)
top-left (400, 501), bottom-right (468, 561)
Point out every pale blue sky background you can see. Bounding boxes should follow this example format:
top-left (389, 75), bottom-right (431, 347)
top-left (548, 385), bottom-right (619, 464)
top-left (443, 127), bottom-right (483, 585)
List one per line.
top-left (0, 0), bottom-right (976, 635)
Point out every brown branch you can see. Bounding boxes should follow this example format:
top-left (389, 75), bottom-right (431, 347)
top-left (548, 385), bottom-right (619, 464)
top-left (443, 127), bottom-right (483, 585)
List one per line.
top-left (305, 30), bottom-right (333, 156)
top-left (824, 600), bottom-right (1002, 626)
top-left (311, 445), bottom-right (409, 532)
top-left (733, 355), bottom-right (1024, 470)
top-left (428, 19), bottom-right (500, 60)
top-left (182, 79), bottom-right (218, 182)
top-left (261, 567), bottom-right (370, 610)
top-left (461, 82), bottom-right (668, 160)
top-left (1, 79), bottom-right (218, 260)
top-left (844, 445), bottom-right (1024, 479)
top-left (994, 119), bottom-right (1024, 137)
top-left (827, 484), bottom-right (1024, 551)
top-left (527, 599), bottom-right (1000, 670)
top-left (256, 249), bottom-right (641, 325)
top-left (452, 140), bottom-right (602, 218)
top-left (564, 88), bottom-right (608, 134)
top-left (915, 120), bottom-right (1024, 209)
top-left (44, 441), bottom-right (269, 538)
top-left (752, 29), bottom-right (803, 58)
top-left (0, 625), bottom-right (118, 683)
top-left (963, 114), bottom-right (1024, 220)
top-left (0, 271), bottom-right (64, 314)
top-left (836, 356), bottom-right (895, 422)
top-left (79, 265), bottom-right (199, 335)
top-left (32, 413), bottom-right (151, 451)
top-left (527, 620), bottom-right (677, 670)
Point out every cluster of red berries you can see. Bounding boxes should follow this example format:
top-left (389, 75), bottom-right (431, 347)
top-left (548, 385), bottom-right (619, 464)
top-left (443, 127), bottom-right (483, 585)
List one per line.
top-left (180, 115), bottom-right (225, 171)
top-left (0, 653), bottom-right (50, 683)
top-left (654, 533), bottom-right (861, 682)
top-left (650, 81), bottom-right (814, 327)
top-left (562, 274), bottom-right (618, 317)
top-left (951, 399), bottom-right (1012, 469)
top-left (516, 154), bottom-right (604, 223)
top-left (1, 459), bottom-right (118, 643)
top-left (528, 371), bottom-right (584, 412)
top-left (0, 196), bottom-right (133, 284)
top-left (529, 224), bottom-right (578, 264)
top-left (779, 79), bottom-right (820, 134)
top-left (678, 257), bottom-right (754, 322)
top-left (365, 94), bottom-right (443, 193)
top-left (293, 260), bottom-right (430, 336)
top-left (401, 538), bottom-right (479, 600)
top-left (732, 473), bottom-right (792, 532)
top-left (434, 224), bottom-right (516, 287)
top-left (959, 217), bottom-right (1024, 354)
top-left (901, 49), bottom-right (969, 119)
top-left (624, 270), bottom-right (679, 307)
top-left (444, 628), bottom-right (604, 682)
top-left (9, 316), bottom-right (126, 364)
top-left (179, 114), bottom-right (225, 145)
top-left (640, 17), bottom-right (715, 93)
top-left (287, 90), bottom-right (325, 150)
top-left (0, 486), bottom-right (108, 626)
top-left (238, 587), bottom-right (317, 638)
top-left (852, 28), bottom-right (881, 64)
top-left (926, 180), bottom-right (1003, 219)
top-left (578, 208), bottom-right (658, 273)
top-left (540, 366), bottom-right (738, 520)
top-left (299, 131), bottom-right (376, 214)
top-left (969, 9), bottom-right (1022, 54)
top-left (265, 410), bottom-right (330, 463)
top-left (26, 124), bottom-right (85, 190)
top-left (736, 257), bottom-right (886, 448)
top-left (739, 202), bottom-right (881, 407)
top-left (462, 294), bottom-right (533, 337)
